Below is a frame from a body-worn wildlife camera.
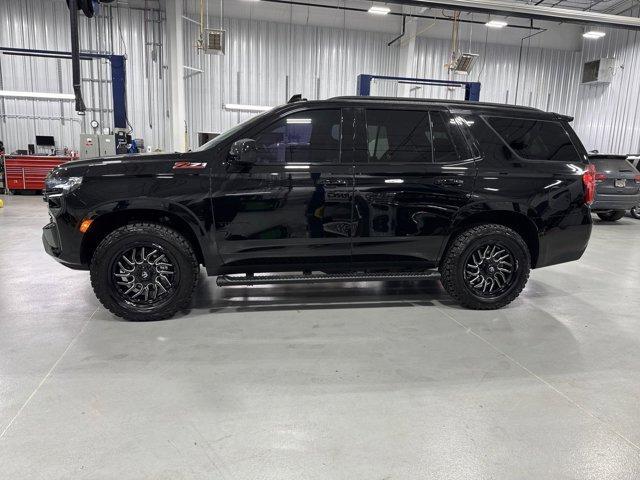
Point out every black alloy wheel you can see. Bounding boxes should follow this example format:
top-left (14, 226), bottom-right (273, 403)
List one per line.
top-left (440, 224), bottom-right (530, 310)
top-left (111, 245), bottom-right (179, 307)
top-left (463, 243), bottom-right (516, 298)
top-left (90, 222), bottom-right (199, 321)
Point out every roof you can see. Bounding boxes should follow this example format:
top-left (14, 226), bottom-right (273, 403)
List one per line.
top-left (588, 153), bottom-right (629, 160)
top-left (328, 96), bottom-right (543, 113)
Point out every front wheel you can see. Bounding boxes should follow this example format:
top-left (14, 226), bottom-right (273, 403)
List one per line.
top-left (439, 224), bottom-right (531, 310)
top-left (630, 206), bottom-right (640, 220)
top-left (90, 222), bottom-right (199, 321)
top-left (596, 210), bottom-right (626, 222)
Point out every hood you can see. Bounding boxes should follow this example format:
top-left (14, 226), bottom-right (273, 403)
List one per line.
top-left (52, 151), bottom-right (188, 177)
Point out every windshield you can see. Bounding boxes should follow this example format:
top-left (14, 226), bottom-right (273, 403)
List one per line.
top-left (193, 109), bottom-right (274, 152)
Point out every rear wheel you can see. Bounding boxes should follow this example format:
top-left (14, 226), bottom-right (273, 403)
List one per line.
top-left (439, 224), bottom-right (531, 310)
top-left (90, 222), bottom-right (199, 321)
top-left (596, 210), bottom-right (626, 222)
top-left (630, 206), bottom-right (640, 220)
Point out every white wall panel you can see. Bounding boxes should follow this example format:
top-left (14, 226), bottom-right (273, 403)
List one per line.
top-left (0, 0), bottom-right (169, 153)
top-left (572, 6), bottom-right (640, 154)
top-left (410, 36), bottom-right (582, 115)
top-left (183, 15), bottom-right (399, 147)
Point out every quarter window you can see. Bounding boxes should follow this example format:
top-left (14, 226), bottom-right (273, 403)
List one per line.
top-left (486, 117), bottom-right (580, 161)
top-left (430, 111), bottom-right (472, 163)
top-left (253, 109), bottom-right (342, 164)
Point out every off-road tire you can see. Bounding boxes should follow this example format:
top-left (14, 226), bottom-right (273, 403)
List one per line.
top-left (439, 224), bottom-right (531, 310)
top-left (597, 210), bottom-right (626, 222)
top-left (90, 222), bottom-right (199, 321)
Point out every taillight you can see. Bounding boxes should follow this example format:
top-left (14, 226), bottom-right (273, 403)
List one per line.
top-left (635, 175), bottom-right (640, 184)
top-left (583, 164), bottom-right (596, 205)
top-left (595, 172), bottom-right (607, 182)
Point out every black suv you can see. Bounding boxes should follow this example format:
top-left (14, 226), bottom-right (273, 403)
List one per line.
top-left (43, 97), bottom-right (594, 320)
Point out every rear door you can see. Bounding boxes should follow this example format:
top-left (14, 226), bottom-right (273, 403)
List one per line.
top-left (350, 106), bottom-right (477, 267)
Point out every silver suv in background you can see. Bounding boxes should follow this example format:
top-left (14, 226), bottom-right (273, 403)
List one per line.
top-left (588, 154), bottom-right (640, 221)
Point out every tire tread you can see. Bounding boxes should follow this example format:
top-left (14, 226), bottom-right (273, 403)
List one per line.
top-left (90, 222), bottom-right (199, 321)
top-left (439, 224), bottom-right (530, 310)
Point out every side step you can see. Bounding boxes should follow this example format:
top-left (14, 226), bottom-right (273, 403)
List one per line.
top-left (216, 271), bottom-right (440, 287)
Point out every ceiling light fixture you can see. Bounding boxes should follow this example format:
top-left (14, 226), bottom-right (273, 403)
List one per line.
top-left (224, 103), bottom-right (272, 112)
top-left (0, 90), bottom-right (75, 100)
top-left (368, 5), bottom-right (390, 15)
top-left (583, 29), bottom-right (606, 39)
top-left (485, 19), bottom-right (508, 28)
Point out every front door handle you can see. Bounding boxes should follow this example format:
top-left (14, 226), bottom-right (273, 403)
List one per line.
top-left (321, 179), bottom-right (349, 186)
top-left (434, 178), bottom-right (464, 186)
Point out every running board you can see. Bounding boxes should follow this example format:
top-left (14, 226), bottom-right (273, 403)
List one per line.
top-left (216, 271), bottom-right (440, 287)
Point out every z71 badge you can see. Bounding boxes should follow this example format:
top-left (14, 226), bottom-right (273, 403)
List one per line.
top-left (172, 162), bottom-right (207, 169)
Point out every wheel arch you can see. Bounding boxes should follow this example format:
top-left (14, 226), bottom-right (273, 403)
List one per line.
top-left (80, 206), bottom-right (206, 267)
top-left (441, 210), bottom-right (540, 268)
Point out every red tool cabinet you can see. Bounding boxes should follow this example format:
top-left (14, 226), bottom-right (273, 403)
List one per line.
top-left (3, 155), bottom-right (73, 192)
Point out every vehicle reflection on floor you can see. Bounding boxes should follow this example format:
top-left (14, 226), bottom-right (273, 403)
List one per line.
top-left (191, 276), bottom-right (452, 314)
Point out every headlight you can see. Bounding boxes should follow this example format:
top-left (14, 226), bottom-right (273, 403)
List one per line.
top-left (44, 176), bottom-right (83, 196)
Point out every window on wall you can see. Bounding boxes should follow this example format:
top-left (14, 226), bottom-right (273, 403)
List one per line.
top-left (363, 109), bottom-right (432, 163)
top-left (252, 109), bottom-right (342, 164)
top-left (486, 117), bottom-right (580, 161)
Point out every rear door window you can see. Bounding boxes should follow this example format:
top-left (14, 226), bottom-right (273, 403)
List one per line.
top-left (486, 117), bottom-right (580, 162)
top-left (363, 109), bottom-right (432, 163)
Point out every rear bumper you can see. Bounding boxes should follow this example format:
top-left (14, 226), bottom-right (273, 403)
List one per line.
top-left (536, 207), bottom-right (592, 269)
top-left (591, 193), bottom-right (640, 211)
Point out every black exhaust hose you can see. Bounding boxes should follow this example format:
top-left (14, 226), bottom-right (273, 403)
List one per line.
top-left (69, 0), bottom-right (86, 113)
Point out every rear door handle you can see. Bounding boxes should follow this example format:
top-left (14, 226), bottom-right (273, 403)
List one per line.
top-left (434, 178), bottom-right (464, 186)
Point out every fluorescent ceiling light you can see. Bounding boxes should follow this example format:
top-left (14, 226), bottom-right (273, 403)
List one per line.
top-left (224, 103), bottom-right (272, 112)
top-left (0, 90), bottom-right (75, 100)
top-left (485, 20), bottom-right (508, 28)
top-left (583, 30), bottom-right (606, 39)
top-left (285, 164), bottom-right (310, 169)
top-left (286, 118), bottom-right (312, 124)
top-left (368, 5), bottom-right (390, 15)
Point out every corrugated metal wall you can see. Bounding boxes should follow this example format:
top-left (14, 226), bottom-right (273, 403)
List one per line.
top-left (408, 36), bottom-right (581, 116)
top-left (0, 0), bottom-right (169, 153)
top-left (572, 5), bottom-right (640, 154)
top-left (183, 13), bottom-right (583, 148)
top-left (183, 15), bottom-right (400, 147)
top-left (2, 0), bottom-right (639, 154)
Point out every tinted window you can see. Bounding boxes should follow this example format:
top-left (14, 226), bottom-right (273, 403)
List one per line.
top-left (431, 112), bottom-right (472, 163)
top-left (486, 117), bottom-right (580, 161)
top-left (253, 109), bottom-right (342, 164)
top-left (364, 109), bottom-right (431, 163)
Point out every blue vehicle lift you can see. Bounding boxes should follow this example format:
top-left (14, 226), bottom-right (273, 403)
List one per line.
top-left (356, 74), bottom-right (481, 102)
top-left (0, 47), bottom-right (127, 129)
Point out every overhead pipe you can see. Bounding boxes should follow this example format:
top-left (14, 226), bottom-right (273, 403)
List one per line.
top-left (383, 0), bottom-right (640, 30)
top-left (388, 15), bottom-right (407, 46)
top-left (68, 0), bottom-right (87, 114)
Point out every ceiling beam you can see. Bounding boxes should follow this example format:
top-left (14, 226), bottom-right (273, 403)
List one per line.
top-left (383, 0), bottom-right (640, 30)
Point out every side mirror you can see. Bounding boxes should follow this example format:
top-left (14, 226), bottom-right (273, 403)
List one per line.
top-left (229, 138), bottom-right (257, 165)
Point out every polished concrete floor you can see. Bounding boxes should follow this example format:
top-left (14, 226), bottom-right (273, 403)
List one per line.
top-left (1, 194), bottom-right (640, 479)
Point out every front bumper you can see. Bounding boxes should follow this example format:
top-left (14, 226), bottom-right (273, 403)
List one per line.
top-left (42, 216), bottom-right (88, 270)
top-left (591, 193), bottom-right (640, 211)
